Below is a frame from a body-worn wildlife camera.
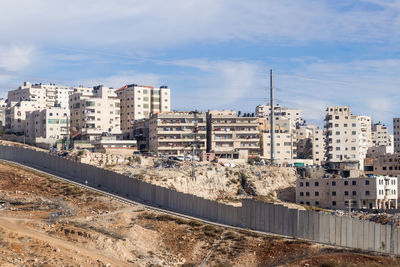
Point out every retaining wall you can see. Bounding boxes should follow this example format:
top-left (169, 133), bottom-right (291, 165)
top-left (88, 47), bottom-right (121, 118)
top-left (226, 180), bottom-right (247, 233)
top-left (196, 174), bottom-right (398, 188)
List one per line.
top-left (0, 145), bottom-right (398, 255)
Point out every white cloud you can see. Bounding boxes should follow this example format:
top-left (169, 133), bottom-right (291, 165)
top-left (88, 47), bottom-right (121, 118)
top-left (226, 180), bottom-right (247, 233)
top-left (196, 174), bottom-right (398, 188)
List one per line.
top-left (276, 58), bottom-right (400, 127)
top-left (168, 59), bottom-right (266, 111)
top-left (0, 0), bottom-right (399, 48)
top-left (0, 45), bottom-right (34, 72)
top-left (74, 71), bottom-right (163, 89)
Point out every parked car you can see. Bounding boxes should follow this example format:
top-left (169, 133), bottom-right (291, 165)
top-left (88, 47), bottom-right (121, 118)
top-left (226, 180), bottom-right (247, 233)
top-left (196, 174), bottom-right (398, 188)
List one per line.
top-left (176, 155), bottom-right (185, 161)
top-left (142, 152), bottom-right (155, 157)
top-left (133, 151), bottom-right (142, 155)
top-left (168, 156), bottom-right (180, 161)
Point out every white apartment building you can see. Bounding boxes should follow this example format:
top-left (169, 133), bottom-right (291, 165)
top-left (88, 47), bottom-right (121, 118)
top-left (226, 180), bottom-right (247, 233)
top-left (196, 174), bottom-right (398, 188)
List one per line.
top-left (393, 118), bottom-right (400, 153)
top-left (148, 112), bottom-right (206, 156)
top-left (207, 110), bottom-right (260, 158)
top-left (0, 98), bottom-right (6, 128)
top-left (7, 82), bottom-right (72, 108)
top-left (25, 107), bottom-right (68, 143)
top-left (296, 125), bottom-right (325, 165)
top-left (372, 123), bottom-right (393, 148)
top-left (116, 84), bottom-right (171, 137)
top-left (296, 176), bottom-right (398, 210)
top-left (69, 85), bottom-right (121, 139)
top-left (255, 104), bottom-right (304, 126)
top-left (5, 101), bottom-right (40, 134)
top-left (324, 106), bottom-right (372, 169)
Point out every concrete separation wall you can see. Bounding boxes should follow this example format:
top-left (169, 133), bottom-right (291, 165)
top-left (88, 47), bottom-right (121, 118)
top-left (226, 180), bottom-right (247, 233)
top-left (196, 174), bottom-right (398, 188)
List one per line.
top-left (0, 145), bottom-right (398, 255)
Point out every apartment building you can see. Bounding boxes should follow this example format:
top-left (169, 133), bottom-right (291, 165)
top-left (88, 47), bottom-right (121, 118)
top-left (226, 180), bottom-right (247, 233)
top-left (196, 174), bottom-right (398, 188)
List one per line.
top-left (324, 106), bottom-right (372, 169)
top-left (131, 119), bottom-right (150, 151)
top-left (296, 176), bottom-right (398, 210)
top-left (148, 112), bottom-right (206, 156)
top-left (296, 125), bottom-right (325, 165)
top-left (261, 116), bottom-right (296, 163)
top-left (372, 123), bottom-right (393, 149)
top-left (394, 118), bottom-right (400, 153)
top-left (0, 98), bottom-right (6, 128)
top-left (25, 107), bottom-right (68, 143)
top-left (5, 101), bottom-right (40, 134)
top-left (7, 82), bottom-right (72, 108)
top-left (255, 104), bottom-right (304, 126)
top-left (364, 153), bottom-right (400, 177)
top-left (207, 110), bottom-right (260, 158)
top-left (69, 85), bottom-right (121, 140)
top-left (116, 84), bottom-right (171, 137)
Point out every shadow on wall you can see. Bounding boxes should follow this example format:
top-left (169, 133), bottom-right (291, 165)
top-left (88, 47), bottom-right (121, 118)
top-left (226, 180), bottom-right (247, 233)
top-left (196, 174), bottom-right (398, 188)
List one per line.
top-left (276, 186), bottom-right (296, 202)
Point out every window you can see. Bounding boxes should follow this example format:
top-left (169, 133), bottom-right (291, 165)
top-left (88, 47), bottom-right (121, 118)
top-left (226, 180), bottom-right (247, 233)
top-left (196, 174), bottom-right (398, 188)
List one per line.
top-left (315, 201), bottom-right (320, 206)
top-left (344, 191), bottom-right (348, 196)
top-left (314, 182), bottom-right (319, 186)
top-left (352, 191), bottom-right (356, 196)
top-left (306, 192), bottom-right (310, 196)
top-left (332, 181), bottom-right (336, 186)
top-left (332, 201), bottom-right (336, 206)
top-left (300, 182), bottom-right (303, 187)
top-left (300, 192), bottom-right (304, 196)
top-left (365, 180), bottom-right (369, 185)
top-left (352, 181), bottom-right (356, 185)
top-left (306, 182), bottom-right (310, 187)
top-left (365, 191), bottom-right (370, 196)
top-left (332, 191), bottom-right (336, 196)
top-left (344, 181), bottom-right (349, 186)
top-left (315, 192), bottom-right (319, 196)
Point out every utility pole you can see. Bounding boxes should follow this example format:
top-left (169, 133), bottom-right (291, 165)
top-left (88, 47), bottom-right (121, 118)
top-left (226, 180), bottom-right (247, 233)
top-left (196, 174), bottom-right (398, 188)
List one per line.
top-left (270, 69), bottom-right (275, 165)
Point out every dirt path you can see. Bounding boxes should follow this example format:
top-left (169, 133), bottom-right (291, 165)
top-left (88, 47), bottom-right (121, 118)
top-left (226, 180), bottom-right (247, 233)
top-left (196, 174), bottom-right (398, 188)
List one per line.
top-left (0, 215), bottom-right (132, 267)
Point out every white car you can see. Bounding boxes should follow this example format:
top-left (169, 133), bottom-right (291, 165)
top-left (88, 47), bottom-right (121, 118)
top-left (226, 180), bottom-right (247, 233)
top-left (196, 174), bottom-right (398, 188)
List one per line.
top-left (176, 155), bottom-right (185, 161)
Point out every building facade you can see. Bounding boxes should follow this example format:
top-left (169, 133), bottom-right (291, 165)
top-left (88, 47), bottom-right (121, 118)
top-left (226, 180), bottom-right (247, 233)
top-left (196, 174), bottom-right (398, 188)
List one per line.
top-left (324, 106), bottom-right (372, 169)
top-left (296, 125), bottom-right (325, 165)
top-left (372, 123), bottom-right (393, 148)
top-left (261, 116), bottom-right (296, 163)
top-left (116, 84), bottom-right (171, 137)
top-left (0, 98), bottom-right (6, 128)
top-left (296, 176), bottom-right (398, 210)
top-left (25, 107), bottom-right (69, 143)
top-left (394, 118), bottom-right (400, 153)
top-left (207, 110), bottom-right (260, 158)
top-left (148, 112), bottom-right (206, 156)
top-left (7, 82), bottom-right (72, 109)
top-left (69, 85), bottom-right (121, 139)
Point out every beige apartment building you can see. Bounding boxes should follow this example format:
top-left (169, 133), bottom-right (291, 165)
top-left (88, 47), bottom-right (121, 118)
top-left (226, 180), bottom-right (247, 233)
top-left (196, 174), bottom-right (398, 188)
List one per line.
top-left (207, 110), bottom-right (260, 158)
top-left (296, 125), bottom-right (325, 165)
top-left (148, 112), bottom-right (206, 156)
top-left (394, 118), bottom-right (400, 153)
top-left (116, 84), bottom-right (170, 137)
top-left (7, 82), bottom-right (72, 108)
top-left (5, 101), bottom-right (40, 134)
top-left (364, 152), bottom-right (400, 177)
top-left (296, 176), bottom-right (398, 210)
top-left (25, 107), bottom-right (68, 143)
top-left (261, 116), bottom-right (296, 163)
top-left (372, 123), bottom-right (393, 148)
top-left (0, 98), bottom-right (6, 128)
top-left (255, 104), bottom-right (304, 126)
top-left (324, 106), bottom-right (372, 169)
top-left (69, 85), bottom-right (121, 140)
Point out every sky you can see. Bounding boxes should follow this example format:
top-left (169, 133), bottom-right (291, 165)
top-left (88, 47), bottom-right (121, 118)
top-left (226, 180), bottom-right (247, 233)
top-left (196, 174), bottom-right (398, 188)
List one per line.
top-left (1, 0), bottom-right (400, 128)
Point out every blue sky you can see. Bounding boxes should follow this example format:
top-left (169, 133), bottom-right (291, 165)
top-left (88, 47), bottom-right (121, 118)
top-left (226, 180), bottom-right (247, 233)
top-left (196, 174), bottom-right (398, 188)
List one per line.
top-left (1, 0), bottom-right (400, 128)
